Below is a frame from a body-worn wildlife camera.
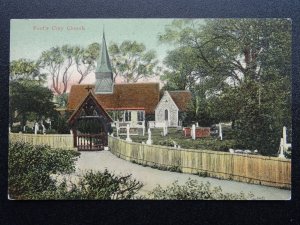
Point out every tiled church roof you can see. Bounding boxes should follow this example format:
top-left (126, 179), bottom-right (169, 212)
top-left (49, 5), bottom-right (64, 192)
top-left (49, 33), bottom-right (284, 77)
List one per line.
top-left (169, 91), bottom-right (192, 111)
top-left (67, 83), bottom-right (160, 114)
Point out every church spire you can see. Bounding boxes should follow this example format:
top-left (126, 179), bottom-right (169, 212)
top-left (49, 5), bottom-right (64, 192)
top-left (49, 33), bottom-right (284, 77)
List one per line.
top-left (94, 30), bottom-right (114, 94)
top-left (96, 31), bottom-right (112, 73)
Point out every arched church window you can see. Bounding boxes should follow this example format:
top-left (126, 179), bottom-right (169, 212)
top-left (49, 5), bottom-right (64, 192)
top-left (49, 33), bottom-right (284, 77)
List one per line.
top-left (165, 109), bottom-right (168, 121)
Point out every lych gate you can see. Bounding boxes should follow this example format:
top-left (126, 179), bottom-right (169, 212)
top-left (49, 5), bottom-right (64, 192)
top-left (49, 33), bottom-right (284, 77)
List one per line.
top-left (67, 91), bottom-right (113, 151)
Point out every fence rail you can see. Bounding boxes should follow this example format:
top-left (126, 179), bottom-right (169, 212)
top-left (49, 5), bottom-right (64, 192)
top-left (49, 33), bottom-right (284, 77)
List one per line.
top-left (108, 136), bottom-right (291, 189)
top-left (9, 133), bottom-right (75, 150)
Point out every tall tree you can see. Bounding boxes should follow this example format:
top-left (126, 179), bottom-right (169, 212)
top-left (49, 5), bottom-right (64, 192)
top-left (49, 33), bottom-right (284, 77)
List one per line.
top-left (159, 19), bottom-right (291, 90)
top-left (161, 46), bottom-right (201, 90)
top-left (74, 43), bottom-right (100, 84)
top-left (159, 19), bottom-right (292, 154)
top-left (9, 80), bottom-right (56, 128)
top-left (109, 41), bottom-right (159, 83)
top-left (10, 58), bottom-right (46, 84)
top-left (38, 45), bottom-right (76, 95)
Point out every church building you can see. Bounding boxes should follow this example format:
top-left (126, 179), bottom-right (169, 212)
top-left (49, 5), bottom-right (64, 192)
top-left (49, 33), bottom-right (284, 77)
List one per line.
top-left (67, 32), bottom-right (192, 150)
top-left (67, 33), bottom-right (160, 125)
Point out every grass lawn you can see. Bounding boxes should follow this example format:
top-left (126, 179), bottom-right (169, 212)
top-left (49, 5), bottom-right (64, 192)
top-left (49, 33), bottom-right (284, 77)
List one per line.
top-left (115, 127), bottom-right (236, 152)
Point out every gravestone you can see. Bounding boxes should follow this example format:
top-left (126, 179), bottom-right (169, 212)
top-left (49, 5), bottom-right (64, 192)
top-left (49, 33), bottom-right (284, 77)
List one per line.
top-left (219, 123), bottom-right (223, 140)
top-left (278, 138), bottom-right (285, 158)
top-left (126, 124), bottom-right (132, 142)
top-left (192, 124), bottom-right (196, 140)
top-left (146, 128), bottom-right (153, 145)
top-left (34, 122), bottom-right (39, 135)
top-left (163, 121), bottom-right (168, 136)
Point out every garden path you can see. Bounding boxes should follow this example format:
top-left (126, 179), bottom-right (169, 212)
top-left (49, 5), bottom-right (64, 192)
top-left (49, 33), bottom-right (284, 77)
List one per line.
top-left (75, 151), bottom-right (291, 200)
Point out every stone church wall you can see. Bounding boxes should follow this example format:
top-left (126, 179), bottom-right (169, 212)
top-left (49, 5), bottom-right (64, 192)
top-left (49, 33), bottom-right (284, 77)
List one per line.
top-left (155, 92), bottom-right (178, 127)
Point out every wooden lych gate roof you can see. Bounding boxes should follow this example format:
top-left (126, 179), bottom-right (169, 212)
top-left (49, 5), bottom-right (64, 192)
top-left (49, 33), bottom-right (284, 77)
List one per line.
top-left (67, 91), bottom-right (113, 126)
top-left (67, 83), bottom-right (160, 114)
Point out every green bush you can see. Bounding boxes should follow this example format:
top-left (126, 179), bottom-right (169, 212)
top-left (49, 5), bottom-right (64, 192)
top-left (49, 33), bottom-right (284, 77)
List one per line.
top-left (158, 138), bottom-right (175, 147)
top-left (147, 179), bottom-right (262, 200)
top-left (8, 142), bottom-right (80, 199)
top-left (11, 125), bottom-right (22, 133)
top-left (9, 142), bottom-right (143, 200)
top-left (52, 113), bottom-right (70, 134)
top-left (29, 170), bottom-right (143, 200)
top-left (46, 129), bottom-right (58, 134)
top-left (23, 126), bottom-right (34, 134)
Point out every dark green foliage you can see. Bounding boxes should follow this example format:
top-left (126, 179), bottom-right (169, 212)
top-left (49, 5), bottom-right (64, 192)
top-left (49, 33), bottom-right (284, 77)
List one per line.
top-left (160, 19), bottom-right (291, 155)
top-left (30, 170), bottom-right (143, 200)
top-left (54, 93), bottom-right (68, 108)
top-left (51, 113), bottom-right (71, 134)
top-left (76, 170), bottom-right (143, 200)
top-left (10, 58), bottom-right (46, 84)
top-left (158, 138), bottom-right (175, 147)
top-left (109, 41), bottom-right (159, 83)
top-left (9, 142), bottom-right (143, 200)
top-left (10, 125), bottom-right (22, 133)
top-left (9, 80), bottom-right (57, 128)
top-left (168, 165), bottom-right (182, 173)
top-left (147, 179), bottom-right (262, 200)
top-left (8, 142), bottom-right (79, 199)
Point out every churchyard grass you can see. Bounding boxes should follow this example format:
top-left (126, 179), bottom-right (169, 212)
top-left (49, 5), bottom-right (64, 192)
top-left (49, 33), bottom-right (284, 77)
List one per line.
top-left (116, 128), bottom-right (237, 152)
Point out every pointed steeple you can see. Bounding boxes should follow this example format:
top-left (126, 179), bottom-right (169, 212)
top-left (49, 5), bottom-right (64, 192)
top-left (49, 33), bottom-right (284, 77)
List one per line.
top-left (96, 31), bottom-right (112, 73)
top-left (95, 30), bottom-right (114, 94)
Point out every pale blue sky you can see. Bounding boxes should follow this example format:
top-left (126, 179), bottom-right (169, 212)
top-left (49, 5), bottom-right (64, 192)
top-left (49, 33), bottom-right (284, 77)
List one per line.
top-left (10, 19), bottom-right (186, 63)
top-left (10, 19), bottom-right (207, 86)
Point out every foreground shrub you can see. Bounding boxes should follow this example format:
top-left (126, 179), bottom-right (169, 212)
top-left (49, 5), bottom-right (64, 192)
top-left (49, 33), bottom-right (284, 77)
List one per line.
top-left (8, 141), bottom-right (80, 199)
top-left (146, 179), bottom-right (262, 200)
top-left (9, 142), bottom-right (143, 200)
top-left (32, 170), bottom-right (143, 200)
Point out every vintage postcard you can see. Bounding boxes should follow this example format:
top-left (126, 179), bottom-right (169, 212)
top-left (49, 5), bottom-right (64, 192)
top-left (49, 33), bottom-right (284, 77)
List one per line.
top-left (9, 18), bottom-right (291, 200)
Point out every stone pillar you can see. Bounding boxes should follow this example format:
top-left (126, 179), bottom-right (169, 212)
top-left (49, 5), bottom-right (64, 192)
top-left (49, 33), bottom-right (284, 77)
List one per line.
top-left (146, 128), bottom-right (152, 145)
top-left (126, 124), bottom-right (132, 142)
top-left (278, 138), bottom-right (285, 158)
top-left (192, 124), bottom-right (196, 140)
top-left (34, 122), bottom-right (39, 135)
top-left (219, 123), bottom-right (223, 141)
top-left (283, 126), bottom-right (287, 150)
top-left (163, 121), bottom-right (168, 136)
top-left (142, 121), bottom-right (145, 136)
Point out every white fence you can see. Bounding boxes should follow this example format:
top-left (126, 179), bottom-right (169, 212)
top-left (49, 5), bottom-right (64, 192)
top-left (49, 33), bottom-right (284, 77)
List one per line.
top-left (9, 133), bottom-right (75, 150)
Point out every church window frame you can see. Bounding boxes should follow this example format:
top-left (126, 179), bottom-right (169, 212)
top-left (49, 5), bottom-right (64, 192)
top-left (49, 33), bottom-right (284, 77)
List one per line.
top-left (124, 111), bottom-right (131, 122)
top-left (165, 109), bottom-right (169, 121)
top-left (137, 110), bottom-right (145, 121)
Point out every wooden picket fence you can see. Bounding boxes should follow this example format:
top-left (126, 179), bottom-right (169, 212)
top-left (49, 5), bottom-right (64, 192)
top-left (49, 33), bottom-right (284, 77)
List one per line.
top-left (9, 133), bottom-right (75, 150)
top-left (108, 136), bottom-right (291, 189)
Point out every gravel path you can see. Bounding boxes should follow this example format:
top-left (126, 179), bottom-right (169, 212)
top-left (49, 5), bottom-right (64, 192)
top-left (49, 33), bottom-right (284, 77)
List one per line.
top-left (75, 151), bottom-right (291, 200)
